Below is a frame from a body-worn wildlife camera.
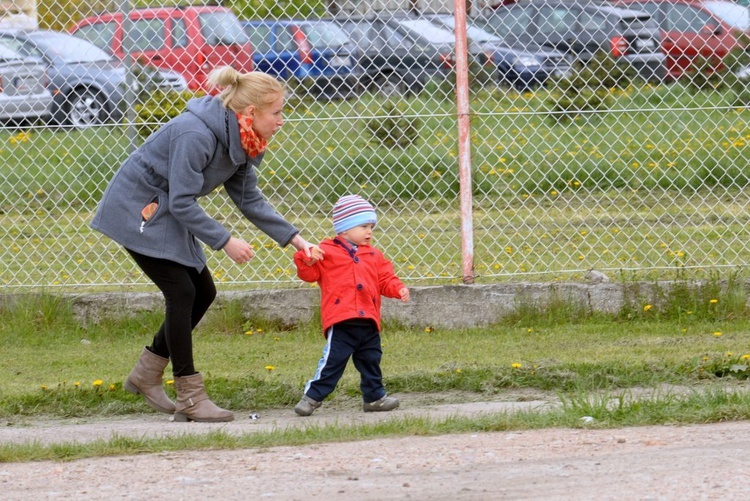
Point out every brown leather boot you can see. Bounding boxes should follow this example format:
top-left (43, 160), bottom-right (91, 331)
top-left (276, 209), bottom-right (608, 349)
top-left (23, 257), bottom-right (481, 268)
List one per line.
top-left (124, 347), bottom-right (176, 414)
top-left (173, 373), bottom-right (234, 423)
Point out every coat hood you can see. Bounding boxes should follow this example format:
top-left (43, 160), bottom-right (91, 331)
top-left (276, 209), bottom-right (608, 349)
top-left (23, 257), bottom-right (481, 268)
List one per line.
top-left (185, 95), bottom-right (247, 166)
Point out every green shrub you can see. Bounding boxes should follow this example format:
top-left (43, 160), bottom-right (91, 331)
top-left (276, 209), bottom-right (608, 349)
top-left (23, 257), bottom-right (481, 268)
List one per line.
top-left (134, 89), bottom-right (202, 140)
top-left (364, 102), bottom-right (421, 149)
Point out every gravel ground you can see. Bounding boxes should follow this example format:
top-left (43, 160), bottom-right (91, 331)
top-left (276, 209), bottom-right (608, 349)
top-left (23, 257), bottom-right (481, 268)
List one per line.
top-left (2, 392), bottom-right (750, 500)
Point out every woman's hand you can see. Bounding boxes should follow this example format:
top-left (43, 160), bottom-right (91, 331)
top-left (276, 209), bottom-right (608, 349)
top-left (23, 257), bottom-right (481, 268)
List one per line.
top-left (224, 237), bottom-right (255, 264)
top-left (290, 234), bottom-right (324, 263)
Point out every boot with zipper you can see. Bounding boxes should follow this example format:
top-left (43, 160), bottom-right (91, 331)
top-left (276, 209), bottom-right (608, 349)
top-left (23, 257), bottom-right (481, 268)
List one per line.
top-left (173, 373), bottom-right (234, 422)
top-left (123, 347), bottom-right (176, 414)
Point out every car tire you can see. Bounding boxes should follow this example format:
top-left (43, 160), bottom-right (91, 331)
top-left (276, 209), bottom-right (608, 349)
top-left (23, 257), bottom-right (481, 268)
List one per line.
top-left (373, 72), bottom-right (409, 98)
top-left (64, 88), bottom-right (108, 127)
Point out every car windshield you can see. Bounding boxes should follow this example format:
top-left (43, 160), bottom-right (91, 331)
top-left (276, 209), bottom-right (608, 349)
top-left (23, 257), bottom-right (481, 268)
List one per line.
top-left (395, 19), bottom-right (456, 43)
top-left (703, 1), bottom-right (750, 30)
top-left (200, 12), bottom-right (251, 45)
top-left (432, 16), bottom-right (504, 43)
top-left (29, 32), bottom-right (112, 62)
top-left (302, 22), bottom-right (351, 49)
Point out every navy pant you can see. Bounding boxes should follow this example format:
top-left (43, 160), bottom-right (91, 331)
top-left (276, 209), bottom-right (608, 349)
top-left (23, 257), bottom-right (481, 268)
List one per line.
top-left (126, 249), bottom-right (216, 377)
top-left (303, 319), bottom-right (386, 404)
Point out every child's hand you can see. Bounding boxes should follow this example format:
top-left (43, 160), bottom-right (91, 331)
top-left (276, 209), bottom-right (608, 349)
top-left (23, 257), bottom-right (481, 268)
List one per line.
top-left (399, 287), bottom-right (410, 302)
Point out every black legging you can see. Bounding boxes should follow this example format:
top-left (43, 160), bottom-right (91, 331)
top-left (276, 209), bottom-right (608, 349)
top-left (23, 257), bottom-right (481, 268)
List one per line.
top-left (126, 249), bottom-right (217, 377)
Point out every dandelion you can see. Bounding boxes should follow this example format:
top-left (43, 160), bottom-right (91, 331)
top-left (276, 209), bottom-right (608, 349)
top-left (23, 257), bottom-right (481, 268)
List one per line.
top-left (93, 379), bottom-right (103, 387)
top-left (166, 380), bottom-right (174, 385)
top-left (424, 327), bottom-right (432, 333)
top-left (511, 363), bottom-right (522, 369)
top-left (713, 331), bottom-right (723, 337)
top-left (40, 385), bottom-right (48, 390)
top-left (265, 365), bottom-right (276, 371)
top-left (74, 381), bottom-right (80, 387)
top-left (109, 384), bottom-right (116, 391)
top-left (726, 352), bottom-right (733, 357)
top-left (709, 299), bottom-right (718, 304)
top-left (643, 304), bottom-right (652, 312)
top-left (742, 354), bottom-right (750, 360)
top-left (456, 369), bottom-right (462, 373)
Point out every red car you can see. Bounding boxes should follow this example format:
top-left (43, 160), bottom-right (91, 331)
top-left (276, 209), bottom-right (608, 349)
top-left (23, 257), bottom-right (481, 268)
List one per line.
top-left (69, 5), bottom-right (254, 93)
top-left (614, 0), bottom-right (738, 79)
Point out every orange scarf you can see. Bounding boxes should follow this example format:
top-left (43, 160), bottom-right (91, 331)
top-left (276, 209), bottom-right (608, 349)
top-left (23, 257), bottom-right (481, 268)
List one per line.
top-left (236, 113), bottom-right (267, 158)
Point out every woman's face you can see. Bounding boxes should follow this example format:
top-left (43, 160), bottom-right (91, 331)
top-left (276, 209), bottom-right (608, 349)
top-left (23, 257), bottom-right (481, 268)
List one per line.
top-left (242, 92), bottom-right (285, 140)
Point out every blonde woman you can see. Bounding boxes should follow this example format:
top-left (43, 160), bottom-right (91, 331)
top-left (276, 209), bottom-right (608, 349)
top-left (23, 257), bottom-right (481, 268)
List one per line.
top-left (91, 66), bottom-right (323, 423)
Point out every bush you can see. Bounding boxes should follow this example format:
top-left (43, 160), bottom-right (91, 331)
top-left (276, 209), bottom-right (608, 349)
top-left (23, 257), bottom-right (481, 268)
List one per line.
top-left (134, 89), bottom-right (201, 140)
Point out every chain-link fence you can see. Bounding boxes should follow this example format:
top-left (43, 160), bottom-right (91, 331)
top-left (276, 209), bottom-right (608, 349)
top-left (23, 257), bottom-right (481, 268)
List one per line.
top-left (2, 0), bottom-right (750, 291)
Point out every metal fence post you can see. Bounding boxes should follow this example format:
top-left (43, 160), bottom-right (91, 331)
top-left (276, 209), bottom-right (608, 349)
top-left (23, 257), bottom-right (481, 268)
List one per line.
top-left (453, 0), bottom-right (475, 284)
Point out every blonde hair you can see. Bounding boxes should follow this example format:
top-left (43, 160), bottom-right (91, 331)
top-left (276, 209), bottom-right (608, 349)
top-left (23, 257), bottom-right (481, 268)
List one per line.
top-left (207, 66), bottom-right (286, 113)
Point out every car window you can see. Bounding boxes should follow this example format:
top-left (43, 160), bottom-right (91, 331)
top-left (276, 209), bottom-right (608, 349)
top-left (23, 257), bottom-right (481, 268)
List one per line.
top-left (72, 21), bottom-right (116, 53)
top-left (171, 18), bottom-right (188, 48)
top-left (303, 22), bottom-right (351, 49)
top-left (0, 40), bottom-right (23, 60)
top-left (616, 12), bottom-right (659, 31)
top-left (435, 15), bottom-right (504, 43)
top-left (276, 25), bottom-right (295, 52)
top-left (131, 18), bottom-right (165, 52)
top-left (245, 24), bottom-right (272, 53)
top-left (580, 11), bottom-right (609, 31)
top-left (198, 11), bottom-right (250, 45)
top-left (0, 36), bottom-right (36, 59)
top-left (396, 19), bottom-right (456, 43)
top-left (538, 6), bottom-right (579, 34)
top-left (665, 4), bottom-right (714, 32)
top-left (383, 24), bottom-right (413, 50)
top-left (485, 5), bottom-right (533, 37)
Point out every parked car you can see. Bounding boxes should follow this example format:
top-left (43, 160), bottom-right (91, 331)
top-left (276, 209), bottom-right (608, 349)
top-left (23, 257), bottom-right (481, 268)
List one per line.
top-left (242, 19), bottom-right (360, 99)
top-left (612, 0), bottom-right (739, 79)
top-left (474, 0), bottom-right (667, 82)
top-left (0, 39), bottom-right (52, 123)
top-left (0, 29), bottom-right (186, 127)
top-left (422, 13), bottom-right (571, 89)
top-left (330, 12), bottom-right (462, 97)
top-left (69, 5), bottom-right (253, 93)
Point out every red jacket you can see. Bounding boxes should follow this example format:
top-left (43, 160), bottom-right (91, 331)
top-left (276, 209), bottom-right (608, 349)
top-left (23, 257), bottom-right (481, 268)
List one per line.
top-left (294, 237), bottom-right (405, 334)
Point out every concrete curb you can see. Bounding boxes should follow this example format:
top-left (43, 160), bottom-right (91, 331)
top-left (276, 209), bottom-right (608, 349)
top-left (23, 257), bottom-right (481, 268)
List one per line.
top-left (57, 281), bottom-right (635, 328)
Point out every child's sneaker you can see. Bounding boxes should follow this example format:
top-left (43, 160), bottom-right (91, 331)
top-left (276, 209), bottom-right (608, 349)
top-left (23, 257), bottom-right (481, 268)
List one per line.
top-left (294, 395), bottom-right (321, 416)
top-left (363, 395), bottom-right (400, 412)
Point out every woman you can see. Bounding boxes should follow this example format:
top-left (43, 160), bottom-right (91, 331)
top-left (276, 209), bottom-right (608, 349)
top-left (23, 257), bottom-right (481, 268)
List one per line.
top-left (91, 66), bottom-right (324, 423)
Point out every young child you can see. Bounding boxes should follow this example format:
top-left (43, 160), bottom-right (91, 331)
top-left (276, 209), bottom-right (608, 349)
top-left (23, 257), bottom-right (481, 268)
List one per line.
top-left (293, 195), bottom-right (410, 416)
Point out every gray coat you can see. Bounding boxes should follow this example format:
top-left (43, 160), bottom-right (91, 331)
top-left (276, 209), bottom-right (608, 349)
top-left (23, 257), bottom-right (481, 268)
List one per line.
top-left (90, 95), bottom-right (299, 271)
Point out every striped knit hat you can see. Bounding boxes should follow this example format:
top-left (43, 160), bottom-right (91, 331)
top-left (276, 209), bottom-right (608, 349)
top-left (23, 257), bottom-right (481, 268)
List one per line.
top-left (332, 195), bottom-right (377, 234)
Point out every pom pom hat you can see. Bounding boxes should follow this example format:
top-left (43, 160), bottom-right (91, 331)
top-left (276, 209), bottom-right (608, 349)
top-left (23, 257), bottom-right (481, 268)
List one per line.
top-left (332, 195), bottom-right (377, 234)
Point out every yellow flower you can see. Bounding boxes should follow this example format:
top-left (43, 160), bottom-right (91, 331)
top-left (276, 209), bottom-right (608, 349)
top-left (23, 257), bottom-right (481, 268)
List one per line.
top-left (109, 384), bottom-right (116, 391)
top-left (511, 363), bottom-right (522, 369)
top-left (456, 369), bottom-right (462, 373)
top-left (265, 365), bottom-right (276, 371)
top-left (166, 380), bottom-right (174, 385)
top-left (741, 354), bottom-right (750, 360)
top-left (40, 385), bottom-right (48, 390)
top-left (424, 327), bottom-right (432, 333)
top-left (93, 379), bottom-right (103, 387)
top-left (709, 299), bottom-right (718, 304)
top-left (74, 382), bottom-right (80, 387)
top-left (643, 304), bottom-right (652, 312)
top-left (713, 331), bottom-right (722, 337)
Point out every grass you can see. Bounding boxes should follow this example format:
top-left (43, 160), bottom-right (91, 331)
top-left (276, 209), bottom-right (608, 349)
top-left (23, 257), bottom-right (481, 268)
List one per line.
top-left (2, 286), bottom-right (750, 461)
top-left (4, 82), bottom-right (750, 289)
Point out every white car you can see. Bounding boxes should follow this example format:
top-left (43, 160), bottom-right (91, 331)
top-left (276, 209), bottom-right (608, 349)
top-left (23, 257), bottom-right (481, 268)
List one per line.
top-left (0, 40), bottom-right (52, 122)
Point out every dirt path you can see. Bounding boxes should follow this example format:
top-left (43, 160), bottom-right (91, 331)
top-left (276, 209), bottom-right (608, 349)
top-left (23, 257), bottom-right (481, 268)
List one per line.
top-left (2, 393), bottom-right (750, 500)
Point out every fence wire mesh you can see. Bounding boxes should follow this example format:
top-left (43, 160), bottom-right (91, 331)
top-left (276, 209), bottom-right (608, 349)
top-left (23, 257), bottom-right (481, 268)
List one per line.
top-left (2, 0), bottom-right (750, 291)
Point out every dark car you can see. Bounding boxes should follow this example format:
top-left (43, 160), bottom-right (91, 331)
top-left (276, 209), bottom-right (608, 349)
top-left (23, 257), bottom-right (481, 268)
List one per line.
top-left (0, 30), bottom-right (186, 127)
top-left (613, 0), bottom-right (739, 80)
top-left (330, 12), bottom-right (461, 97)
top-left (423, 13), bottom-right (571, 89)
top-left (242, 19), bottom-right (360, 100)
top-left (475, 0), bottom-right (667, 82)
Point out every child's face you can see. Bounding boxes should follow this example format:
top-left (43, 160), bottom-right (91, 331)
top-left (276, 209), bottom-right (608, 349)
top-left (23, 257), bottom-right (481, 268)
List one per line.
top-left (340, 223), bottom-right (375, 246)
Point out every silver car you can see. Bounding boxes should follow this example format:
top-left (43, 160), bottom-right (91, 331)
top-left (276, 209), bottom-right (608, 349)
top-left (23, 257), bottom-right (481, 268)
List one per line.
top-left (0, 40), bottom-right (52, 123)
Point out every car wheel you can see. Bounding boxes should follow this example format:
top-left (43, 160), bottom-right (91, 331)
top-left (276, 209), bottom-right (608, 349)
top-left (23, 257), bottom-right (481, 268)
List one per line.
top-left (373, 73), bottom-right (409, 98)
top-left (64, 88), bottom-right (107, 127)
